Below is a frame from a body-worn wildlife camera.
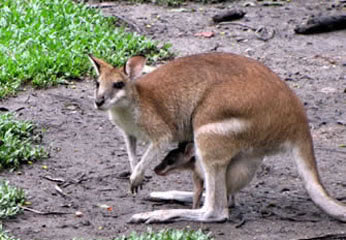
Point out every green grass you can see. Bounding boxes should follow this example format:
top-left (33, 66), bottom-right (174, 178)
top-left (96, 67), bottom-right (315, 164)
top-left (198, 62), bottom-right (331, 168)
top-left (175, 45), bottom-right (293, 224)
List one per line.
top-left (0, 113), bottom-right (48, 170)
top-left (71, 229), bottom-right (213, 240)
top-left (0, 225), bottom-right (20, 240)
top-left (118, 229), bottom-right (213, 240)
top-left (0, 0), bottom-right (172, 99)
top-left (0, 181), bottom-right (25, 219)
top-left (0, 182), bottom-right (24, 240)
top-left (0, 228), bottom-right (212, 240)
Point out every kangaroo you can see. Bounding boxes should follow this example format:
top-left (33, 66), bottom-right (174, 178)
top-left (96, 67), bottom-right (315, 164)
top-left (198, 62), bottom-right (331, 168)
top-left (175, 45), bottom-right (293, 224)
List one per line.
top-left (88, 52), bottom-right (346, 223)
top-left (154, 142), bottom-right (261, 209)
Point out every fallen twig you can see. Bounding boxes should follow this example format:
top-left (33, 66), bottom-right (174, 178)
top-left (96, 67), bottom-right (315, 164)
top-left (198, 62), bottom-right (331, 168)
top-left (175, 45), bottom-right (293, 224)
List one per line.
top-left (0, 107), bottom-right (9, 111)
top-left (114, 14), bottom-right (142, 34)
top-left (260, 208), bottom-right (320, 222)
top-left (219, 22), bottom-right (275, 41)
top-left (212, 9), bottom-right (246, 23)
top-left (315, 147), bottom-right (346, 154)
top-left (55, 184), bottom-right (68, 198)
top-left (219, 22), bottom-right (256, 31)
top-left (295, 15), bottom-right (346, 34)
top-left (20, 206), bottom-right (71, 215)
top-left (42, 175), bottom-right (65, 183)
top-left (297, 233), bottom-right (346, 240)
top-left (98, 188), bottom-right (118, 192)
top-left (60, 173), bottom-right (89, 188)
top-left (235, 218), bottom-right (246, 228)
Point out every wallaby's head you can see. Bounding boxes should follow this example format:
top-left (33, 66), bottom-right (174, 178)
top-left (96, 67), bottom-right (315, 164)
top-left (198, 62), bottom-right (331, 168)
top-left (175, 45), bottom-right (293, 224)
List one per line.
top-left (154, 142), bottom-right (195, 176)
top-left (88, 55), bottom-right (146, 110)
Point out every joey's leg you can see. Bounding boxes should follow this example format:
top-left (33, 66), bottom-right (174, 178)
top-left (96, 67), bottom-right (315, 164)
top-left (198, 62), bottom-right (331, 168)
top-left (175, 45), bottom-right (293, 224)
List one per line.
top-left (192, 172), bottom-right (204, 209)
top-left (122, 131), bottom-right (137, 172)
top-left (228, 195), bottom-right (235, 208)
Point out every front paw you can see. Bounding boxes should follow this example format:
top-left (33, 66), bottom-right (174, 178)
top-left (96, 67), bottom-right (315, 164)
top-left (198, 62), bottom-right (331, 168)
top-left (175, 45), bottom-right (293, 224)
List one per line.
top-left (130, 171), bottom-right (144, 194)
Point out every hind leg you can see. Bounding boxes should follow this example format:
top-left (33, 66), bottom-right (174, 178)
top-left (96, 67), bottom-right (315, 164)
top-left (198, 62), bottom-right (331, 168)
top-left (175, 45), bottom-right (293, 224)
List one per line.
top-left (195, 138), bottom-right (233, 221)
top-left (129, 119), bottom-right (244, 223)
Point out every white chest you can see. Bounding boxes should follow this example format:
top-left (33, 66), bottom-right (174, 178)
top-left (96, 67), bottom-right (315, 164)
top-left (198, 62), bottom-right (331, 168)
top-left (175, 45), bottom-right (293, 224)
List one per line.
top-left (108, 107), bottom-right (146, 140)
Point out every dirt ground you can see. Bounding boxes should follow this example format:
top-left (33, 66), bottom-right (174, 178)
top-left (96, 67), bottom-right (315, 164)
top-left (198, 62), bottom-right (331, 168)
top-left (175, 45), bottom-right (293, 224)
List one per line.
top-left (1, 1), bottom-right (346, 239)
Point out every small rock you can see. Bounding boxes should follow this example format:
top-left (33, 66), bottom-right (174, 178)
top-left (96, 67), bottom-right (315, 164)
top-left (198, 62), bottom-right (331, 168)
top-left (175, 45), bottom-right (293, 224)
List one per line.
top-left (280, 187), bottom-right (290, 193)
top-left (320, 87), bottom-right (337, 94)
top-left (81, 220), bottom-right (91, 226)
top-left (337, 120), bottom-right (346, 126)
top-left (235, 37), bottom-right (246, 42)
top-left (245, 48), bottom-right (255, 56)
top-left (116, 171), bottom-right (131, 179)
top-left (75, 211), bottom-right (83, 217)
top-left (212, 9), bottom-right (246, 23)
top-left (262, 2), bottom-right (284, 6)
top-left (243, 2), bottom-right (256, 7)
top-left (194, 31), bottom-right (215, 38)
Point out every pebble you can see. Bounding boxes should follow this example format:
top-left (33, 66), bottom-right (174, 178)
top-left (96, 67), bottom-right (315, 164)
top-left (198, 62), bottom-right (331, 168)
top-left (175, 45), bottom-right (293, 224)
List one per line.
top-left (75, 211), bottom-right (83, 217)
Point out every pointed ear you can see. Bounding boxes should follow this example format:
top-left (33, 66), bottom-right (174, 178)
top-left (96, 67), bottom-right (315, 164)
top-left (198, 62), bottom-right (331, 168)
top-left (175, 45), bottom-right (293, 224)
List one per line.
top-left (88, 55), bottom-right (113, 76)
top-left (184, 143), bottom-right (195, 160)
top-left (124, 56), bottom-right (146, 80)
top-left (88, 54), bottom-right (101, 75)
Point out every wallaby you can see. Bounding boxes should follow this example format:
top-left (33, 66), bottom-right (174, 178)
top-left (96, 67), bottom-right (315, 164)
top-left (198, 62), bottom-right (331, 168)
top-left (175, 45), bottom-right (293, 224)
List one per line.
top-left (154, 142), bottom-right (261, 209)
top-left (88, 52), bottom-right (346, 223)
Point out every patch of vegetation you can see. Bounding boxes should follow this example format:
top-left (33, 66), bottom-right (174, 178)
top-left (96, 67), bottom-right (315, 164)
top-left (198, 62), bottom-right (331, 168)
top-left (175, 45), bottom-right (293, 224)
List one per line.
top-left (0, 113), bottom-right (47, 170)
top-left (0, 181), bottom-right (25, 219)
top-left (72, 228), bottom-right (213, 240)
top-left (0, 0), bottom-right (172, 98)
top-left (0, 225), bottom-right (20, 240)
top-left (116, 229), bottom-right (213, 240)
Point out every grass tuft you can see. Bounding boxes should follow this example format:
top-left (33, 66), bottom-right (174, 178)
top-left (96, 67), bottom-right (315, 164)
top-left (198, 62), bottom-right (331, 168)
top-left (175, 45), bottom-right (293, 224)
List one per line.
top-left (0, 225), bottom-right (20, 240)
top-left (115, 228), bottom-right (213, 240)
top-left (0, 181), bottom-right (25, 219)
top-left (0, 0), bottom-right (172, 98)
top-left (0, 113), bottom-right (48, 170)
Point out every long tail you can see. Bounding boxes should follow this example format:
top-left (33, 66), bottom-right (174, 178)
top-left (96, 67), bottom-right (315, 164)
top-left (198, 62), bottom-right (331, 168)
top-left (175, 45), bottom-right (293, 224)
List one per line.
top-left (292, 134), bottom-right (346, 222)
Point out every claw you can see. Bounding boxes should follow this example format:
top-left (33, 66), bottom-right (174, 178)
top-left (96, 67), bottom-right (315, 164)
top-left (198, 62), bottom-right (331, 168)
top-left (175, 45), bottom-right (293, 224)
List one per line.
top-left (130, 182), bottom-right (144, 195)
top-left (130, 185), bottom-right (137, 195)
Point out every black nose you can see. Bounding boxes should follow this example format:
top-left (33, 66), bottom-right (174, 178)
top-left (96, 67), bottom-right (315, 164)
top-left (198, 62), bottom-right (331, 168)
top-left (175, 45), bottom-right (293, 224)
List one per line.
top-left (95, 97), bottom-right (105, 107)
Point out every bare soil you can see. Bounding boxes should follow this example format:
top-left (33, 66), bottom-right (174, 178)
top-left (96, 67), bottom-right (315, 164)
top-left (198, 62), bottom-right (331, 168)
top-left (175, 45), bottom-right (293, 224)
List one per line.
top-left (1, 1), bottom-right (346, 239)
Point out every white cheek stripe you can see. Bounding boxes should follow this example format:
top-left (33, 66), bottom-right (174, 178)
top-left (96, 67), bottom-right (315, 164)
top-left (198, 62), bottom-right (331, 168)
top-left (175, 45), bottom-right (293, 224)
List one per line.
top-left (110, 89), bottom-right (126, 105)
top-left (196, 119), bottom-right (250, 137)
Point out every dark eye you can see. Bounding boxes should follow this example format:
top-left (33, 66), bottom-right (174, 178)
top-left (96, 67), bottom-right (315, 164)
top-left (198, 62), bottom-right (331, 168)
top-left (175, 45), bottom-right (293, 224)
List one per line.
top-left (113, 81), bottom-right (125, 89)
top-left (167, 157), bottom-right (175, 166)
top-left (95, 81), bottom-right (100, 88)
